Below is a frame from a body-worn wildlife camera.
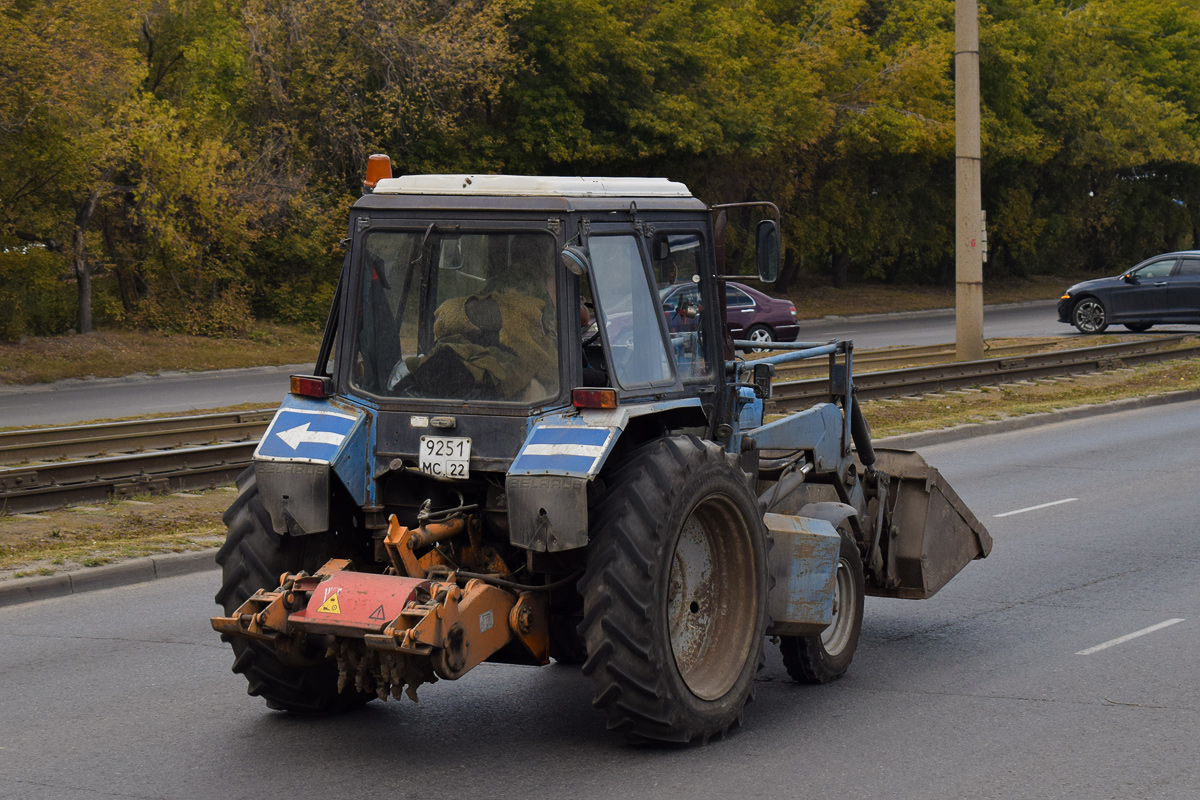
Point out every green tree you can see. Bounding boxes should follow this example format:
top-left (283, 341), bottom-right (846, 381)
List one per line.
top-left (0, 0), bottom-right (144, 333)
top-left (981, 0), bottom-right (1200, 277)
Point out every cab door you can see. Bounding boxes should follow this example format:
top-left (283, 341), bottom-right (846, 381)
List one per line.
top-left (725, 284), bottom-right (756, 339)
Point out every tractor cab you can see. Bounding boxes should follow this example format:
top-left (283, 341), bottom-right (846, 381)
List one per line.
top-left (312, 175), bottom-right (766, 505)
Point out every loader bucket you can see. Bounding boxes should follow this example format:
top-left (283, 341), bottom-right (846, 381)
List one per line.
top-left (864, 448), bottom-right (992, 600)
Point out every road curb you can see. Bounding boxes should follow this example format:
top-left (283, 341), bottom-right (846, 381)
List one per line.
top-left (794, 298), bottom-right (1058, 327)
top-left (4, 387), bottom-right (1200, 608)
top-left (0, 549), bottom-right (217, 609)
top-left (876, 388), bottom-right (1200, 450)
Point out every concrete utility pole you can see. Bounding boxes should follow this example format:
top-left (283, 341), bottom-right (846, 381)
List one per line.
top-left (955, 0), bottom-right (984, 361)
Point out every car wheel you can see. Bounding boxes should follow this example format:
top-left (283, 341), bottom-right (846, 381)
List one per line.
top-left (1124, 322), bottom-right (1153, 333)
top-left (1071, 298), bottom-right (1108, 334)
top-left (746, 325), bottom-right (775, 353)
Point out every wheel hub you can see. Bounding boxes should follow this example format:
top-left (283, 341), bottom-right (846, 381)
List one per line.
top-left (820, 558), bottom-right (855, 656)
top-left (667, 494), bottom-right (757, 701)
top-left (1075, 301), bottom-right (1105, 332)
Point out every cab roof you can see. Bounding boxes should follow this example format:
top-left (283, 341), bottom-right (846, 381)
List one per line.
top-left (372, 174), bottom-right (693, 198)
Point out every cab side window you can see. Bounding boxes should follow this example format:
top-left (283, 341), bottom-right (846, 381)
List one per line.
top-left (651, 232), bottom-right (711, 380)
top-left (589, 235), bottom-right (675, 388)
top-left (1177, 258), bottom-right (1200, 276)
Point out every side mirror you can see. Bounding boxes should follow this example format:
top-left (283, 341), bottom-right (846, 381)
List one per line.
top-left (755, 220), bottom-right (780, 283)
top-left (1122, 273), bottom-right (1137, 284)
top-left (561, 245), bottom-right (590, 276)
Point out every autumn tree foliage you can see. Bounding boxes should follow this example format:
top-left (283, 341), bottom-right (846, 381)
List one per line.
top-left (2, 0), bottom-right (1199, 339)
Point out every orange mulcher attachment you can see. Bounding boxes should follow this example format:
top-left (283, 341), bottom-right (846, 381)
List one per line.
top-left (211, 514), bottom-right (549, 702)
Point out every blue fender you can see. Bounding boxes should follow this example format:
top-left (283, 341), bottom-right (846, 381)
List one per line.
top-left (252, 395), bottom-right (372, 534)
top-left (505, 398), bottom-right (704, 551)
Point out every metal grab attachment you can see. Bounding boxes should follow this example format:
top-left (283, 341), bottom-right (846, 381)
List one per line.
top-left (209, 521), bottom-right (550, 700)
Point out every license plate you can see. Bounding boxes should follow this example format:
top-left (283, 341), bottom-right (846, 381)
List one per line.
top-left (419, 436), bottom-right (471, 479)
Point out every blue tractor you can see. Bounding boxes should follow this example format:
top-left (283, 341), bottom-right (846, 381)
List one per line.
top-left (213, 165), bottom-right (991, 743)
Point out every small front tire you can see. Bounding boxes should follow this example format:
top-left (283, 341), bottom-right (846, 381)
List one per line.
top-left (1071, 298), bottom-right (1108, 334)
top-left (778, 531), bottom-right (864, 684)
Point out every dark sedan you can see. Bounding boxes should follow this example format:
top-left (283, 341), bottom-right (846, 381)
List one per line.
top-left (660, 281), bottom-right (799, 350)
top-left (1058, 250), bottom-right (1200, 333)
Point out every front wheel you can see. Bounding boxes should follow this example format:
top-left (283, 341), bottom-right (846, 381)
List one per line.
top-left (580, 436), bottom-right (769, 743)
top-left (1072, 298), bottom-right (1108, 334)
top-left (778, 531), bottom-right (864, 684)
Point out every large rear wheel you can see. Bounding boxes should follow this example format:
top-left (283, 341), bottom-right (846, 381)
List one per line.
top-left (214, 469), bottom-right (373, 714)
top-left (778, 530), bottom-right (864, 684)
top-left (579, 436), bottom-right (769, 743)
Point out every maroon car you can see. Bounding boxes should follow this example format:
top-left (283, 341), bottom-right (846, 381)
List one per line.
top-left (660, 281), bottom-right (798, 350)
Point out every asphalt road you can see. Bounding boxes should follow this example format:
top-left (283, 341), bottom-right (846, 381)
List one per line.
top-left (0, 364), bottom-right (303, 428)
top-left (793, 298), bottom-right (1200, 349)
top-left (1, 401), bottom-right (1196, 799)
top-left (0, 300), bottom-right (1061, 428)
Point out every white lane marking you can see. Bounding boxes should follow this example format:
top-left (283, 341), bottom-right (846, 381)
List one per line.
top-left (1076, 619), bottom-right (1186, 655)
top-left (993, 497), bottom-right (1078, 518)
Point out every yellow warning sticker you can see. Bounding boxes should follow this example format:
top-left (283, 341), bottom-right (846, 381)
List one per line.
top-left (318, 592), bottom-right (341, 614)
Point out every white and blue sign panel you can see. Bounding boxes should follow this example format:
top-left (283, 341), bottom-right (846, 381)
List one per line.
top-left (509, 426), bottom-right (617, 478)
top-left (256, 407), bottom-right (361, 465)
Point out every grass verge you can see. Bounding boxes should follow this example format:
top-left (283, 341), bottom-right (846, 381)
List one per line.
top-left (762, 274), bottom-right (1074, 319)
top-left (860, 353), bottom-right (1200, 438)
top-left (1, 491), bottom-right (229, 580)
top-left (0, 323), bottom-right (320, 386)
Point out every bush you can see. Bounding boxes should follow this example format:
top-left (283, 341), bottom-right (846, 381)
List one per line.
top-left (0, 249), bottom-right (76, 340)
top-left (126, 284), bottom-right (253, 337)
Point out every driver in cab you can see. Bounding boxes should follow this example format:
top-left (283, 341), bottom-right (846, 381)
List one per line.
top-left (390, 236), bottom-right (560, 402)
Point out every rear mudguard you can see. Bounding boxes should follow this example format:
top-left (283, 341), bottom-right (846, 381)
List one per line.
top-left (505, 398), bottom-right (706, 552)
top-left (253, 395), bottom-right (371, 535)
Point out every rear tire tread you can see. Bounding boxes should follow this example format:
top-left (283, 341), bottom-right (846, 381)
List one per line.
top-left (215, 468), bottom-right (372, 715)
top-left (579, 436), bottom-right (768, 743)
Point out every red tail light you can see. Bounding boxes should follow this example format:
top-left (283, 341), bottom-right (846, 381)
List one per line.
top-left (290, 375), bottom-right (332, 398)
top-left (572, 388), bottom-right (618, 409)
